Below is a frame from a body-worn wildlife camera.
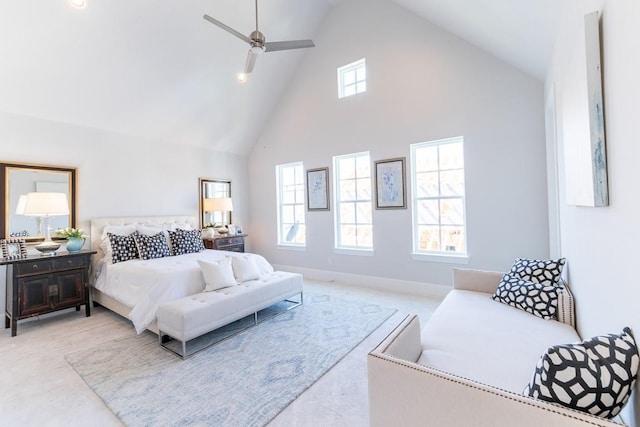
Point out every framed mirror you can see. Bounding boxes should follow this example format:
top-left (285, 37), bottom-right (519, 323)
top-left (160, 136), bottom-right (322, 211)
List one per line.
top-left (1, 162), bottom-right (77, 243)
top-left (199, 178), bottom-right (232, 228)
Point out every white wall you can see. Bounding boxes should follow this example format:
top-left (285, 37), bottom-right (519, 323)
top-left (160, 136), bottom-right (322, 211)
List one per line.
top-left (546, 0), bottom-right (640, 424)
top-left (0, 110), bottom-right (249, 313)
top-left (248, 0), bottom-right (548, 289)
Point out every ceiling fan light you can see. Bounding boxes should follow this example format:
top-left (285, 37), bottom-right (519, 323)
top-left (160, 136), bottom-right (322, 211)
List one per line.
top-left (69, 0), bottom-right (86, 9)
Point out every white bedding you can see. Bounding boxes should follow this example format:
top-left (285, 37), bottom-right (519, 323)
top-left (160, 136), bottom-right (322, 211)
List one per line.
top-left (93, 250), bottom-right (275, 333)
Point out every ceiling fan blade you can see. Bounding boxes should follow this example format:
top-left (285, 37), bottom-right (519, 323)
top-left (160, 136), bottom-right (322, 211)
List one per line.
top-left (244, 51), bottom-right (257, 74)
top-left (264, 40), bottom-right (315, 52)
top-left (203, 14), bottom-right (250, 45)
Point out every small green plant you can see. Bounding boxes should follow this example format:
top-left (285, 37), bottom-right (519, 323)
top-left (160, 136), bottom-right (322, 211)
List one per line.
top-left (55, 227), bottom-right (88, 239)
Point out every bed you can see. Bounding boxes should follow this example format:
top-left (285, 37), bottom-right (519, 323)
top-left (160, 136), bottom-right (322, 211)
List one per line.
top-left (89, 215), bottom-right (276, 334)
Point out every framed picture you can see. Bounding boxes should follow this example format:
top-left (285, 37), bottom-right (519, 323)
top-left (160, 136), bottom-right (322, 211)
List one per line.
top-left (235, 226), bottom-right (244, 235)
top-left (1, 238), bottom-right (27, 260)
top-left (375, 157), bottom-right (407, 209)
top-left (306, 167), bottom-right (330, 211)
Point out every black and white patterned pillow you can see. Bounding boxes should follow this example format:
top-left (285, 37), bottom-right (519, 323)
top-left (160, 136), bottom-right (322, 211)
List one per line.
top-left (509, 258), bottom-right (566, 286)
top-left (168, 228), bottom-right (205, 255)
top-left (107, 232), bottom-right (139, 264)
top-left (132, 231), bottom-right (171, 260)
top-left (524, 328), bottom-right (639, 419)
top-left (492, 274), bottom-right (560, 320)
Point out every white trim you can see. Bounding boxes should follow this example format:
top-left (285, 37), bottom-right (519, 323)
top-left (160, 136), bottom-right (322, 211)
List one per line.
top-left (411, 252), bottom-right (469, 264)
top-left (272, 265), bottom-right (451, 299)
top-left (545, 84), bottom-right (562, 258)
top-left (277, 244), bottom-right (306, 252)
top-left (333, 248), bottom-right (374, 256)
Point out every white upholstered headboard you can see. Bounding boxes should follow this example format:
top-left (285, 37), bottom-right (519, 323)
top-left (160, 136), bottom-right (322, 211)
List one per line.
top-left (90, 215), bottom-right (198, 266)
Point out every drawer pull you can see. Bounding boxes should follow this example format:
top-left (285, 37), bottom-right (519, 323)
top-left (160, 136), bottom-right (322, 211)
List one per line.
top-left (33, 265), bottom-right (38, 270)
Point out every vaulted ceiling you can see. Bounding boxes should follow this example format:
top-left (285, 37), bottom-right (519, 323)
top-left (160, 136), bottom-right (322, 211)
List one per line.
top-left (0, 0), bottom-right (566, 155)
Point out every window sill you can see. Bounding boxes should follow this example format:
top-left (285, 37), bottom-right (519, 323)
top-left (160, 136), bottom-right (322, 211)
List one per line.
top-left (277, 244), bottom-right (306, 252)
top-left (412, 252), bottom-right (469, 264)
top-left (334, 248), bottom-right (374, 257)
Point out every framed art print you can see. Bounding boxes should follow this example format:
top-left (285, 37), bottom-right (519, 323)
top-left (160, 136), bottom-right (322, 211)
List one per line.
top-left (1, 238), bottom-right (27, 260)
top-left (375, 157), bottom-right (406, 209)
top-left (307, 167), bottom-right (330, 211)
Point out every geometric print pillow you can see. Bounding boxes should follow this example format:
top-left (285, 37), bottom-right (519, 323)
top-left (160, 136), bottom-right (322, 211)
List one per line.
top-left (524, 327), bottom-right (639, 419)
top-left (510, 257), bottom-right (566, 286)
top-left (132, 231), bottom-right (171, 260)
top-left (107, 232), bottom-right (139, 264)
top-left (492, 274), bottom-right (560, 320)
top-left (168, 228), bottom-right (205, 256)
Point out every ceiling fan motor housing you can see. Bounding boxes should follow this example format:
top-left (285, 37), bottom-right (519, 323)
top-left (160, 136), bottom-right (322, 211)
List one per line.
top-left (249, 30), bottom-right (266, 53)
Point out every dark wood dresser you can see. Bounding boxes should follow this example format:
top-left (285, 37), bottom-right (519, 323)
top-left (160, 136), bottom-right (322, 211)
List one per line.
top-left (203, 234), bottom-right (247, 253)
top-left (2, 250), bottom-right (95, 336)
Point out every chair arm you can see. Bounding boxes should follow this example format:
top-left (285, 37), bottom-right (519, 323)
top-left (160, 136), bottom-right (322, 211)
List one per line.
top-left (452, 268), bottom-right (503, 293)
top-left (367, 351), bottom-right (624, 427)
top-left (374, 314), bottom-right (422, 363)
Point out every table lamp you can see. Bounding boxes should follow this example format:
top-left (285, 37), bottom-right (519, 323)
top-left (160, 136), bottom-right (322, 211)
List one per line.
top-left (22, 192), bottom-right (70, 255)
top-left (203, 197), bottom-right (233, 234)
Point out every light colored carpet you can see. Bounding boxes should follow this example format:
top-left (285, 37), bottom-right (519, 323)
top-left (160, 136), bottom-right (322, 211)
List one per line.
top-left (65, 293), bottom-right (396, 427)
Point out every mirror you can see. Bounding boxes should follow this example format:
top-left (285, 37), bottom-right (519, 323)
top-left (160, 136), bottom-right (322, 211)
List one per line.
top-left (199, 178), bottom-right (231, 228)
top-left (1, 162), bottom-right (77, 242)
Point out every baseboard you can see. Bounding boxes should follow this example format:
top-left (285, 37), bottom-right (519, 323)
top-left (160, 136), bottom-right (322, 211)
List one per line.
top-left (271, 264), bottom-right (451, 299)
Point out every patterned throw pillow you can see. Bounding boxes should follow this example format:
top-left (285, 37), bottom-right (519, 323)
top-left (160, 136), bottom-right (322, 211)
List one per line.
top-left (132, 231), bottom-right (171, 260)
top-left (168, 228), bottom-right (205, 255)
top-left (509, 257), bottom-right (566, 286)
top-left (524, 328), bottom-right (639, 419)
top-left (107, 232), bottom-right (139, 264)
top-left (492, 274), bottom-right (560, 320)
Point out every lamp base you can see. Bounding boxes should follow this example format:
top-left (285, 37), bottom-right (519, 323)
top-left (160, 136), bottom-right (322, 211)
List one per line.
top-left (35, 241), bottom-right (61, 256)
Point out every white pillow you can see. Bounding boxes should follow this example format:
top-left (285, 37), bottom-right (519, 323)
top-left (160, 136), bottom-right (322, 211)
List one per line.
top-left (231, 255), bottom-right (260, 283)
top-left (100, 224), bottom-right (137, 264)
top-left (198, 258), bottom-right (237, 291)
top-left (136, 225), bottom-right (165, 236)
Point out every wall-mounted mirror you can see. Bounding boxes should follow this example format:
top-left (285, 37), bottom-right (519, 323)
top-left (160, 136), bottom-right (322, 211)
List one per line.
top-left (1, 162), bottom-right (77, 242)
top-left (199, 178), bottom-right (232, 228)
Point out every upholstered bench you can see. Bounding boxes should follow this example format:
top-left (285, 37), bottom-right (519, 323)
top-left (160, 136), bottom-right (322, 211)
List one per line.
top-left (156, 271), bottom-right (303, 358)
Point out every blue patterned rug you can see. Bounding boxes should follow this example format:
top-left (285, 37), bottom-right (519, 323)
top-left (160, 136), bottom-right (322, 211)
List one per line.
top-left (65, 294), bottom-right (396, 427)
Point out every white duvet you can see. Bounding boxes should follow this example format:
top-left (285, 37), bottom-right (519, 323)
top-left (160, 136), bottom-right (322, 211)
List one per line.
top-left (93, 250), bottom-right (275, 334)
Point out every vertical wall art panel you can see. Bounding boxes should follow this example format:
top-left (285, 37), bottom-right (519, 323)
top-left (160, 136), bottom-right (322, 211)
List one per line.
top-left (563, 11), bottom-right (608, 207)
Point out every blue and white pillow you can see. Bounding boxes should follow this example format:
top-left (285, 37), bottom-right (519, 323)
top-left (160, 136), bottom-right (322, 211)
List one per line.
top-left (524, 328), bottom-right (639, 419)
top-left (169, 228), bottom-right (205, 255)
top-left (133, 231), bottom-right (171, 260)
top-left (107, 232), bottom-right (139, 264)
top-left (509, 257), bottom-right (566, 286)
top-left (492, 274), bottom-right (560, 320)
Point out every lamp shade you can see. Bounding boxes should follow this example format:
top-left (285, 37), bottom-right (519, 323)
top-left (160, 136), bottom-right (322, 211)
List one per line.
top-left (203, 197), bottom-right (233, 213)
top-left (15, 194), bottom-right (28, 215)
top-left (22, 192), bottom-right (70, 216)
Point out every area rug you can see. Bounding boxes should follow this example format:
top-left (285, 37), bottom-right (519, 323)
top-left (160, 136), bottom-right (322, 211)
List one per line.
top-left (65, 294), bottom-right (396, 427)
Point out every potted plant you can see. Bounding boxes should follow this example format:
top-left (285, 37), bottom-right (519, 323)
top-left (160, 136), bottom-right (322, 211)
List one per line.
top-left (55, 227), bottom-right (88, 252)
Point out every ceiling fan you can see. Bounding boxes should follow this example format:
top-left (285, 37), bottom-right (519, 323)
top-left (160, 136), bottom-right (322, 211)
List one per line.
top-left (203, 0), bottom-right (315, 76)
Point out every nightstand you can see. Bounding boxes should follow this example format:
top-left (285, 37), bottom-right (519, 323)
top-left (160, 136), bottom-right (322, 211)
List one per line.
top-left (203, 234), bottom-right (247, 253)
top-left (2, 250), bottom-right (96, 336)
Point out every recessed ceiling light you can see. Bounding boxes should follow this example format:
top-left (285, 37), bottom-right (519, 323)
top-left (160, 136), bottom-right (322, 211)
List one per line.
top-left (69, 0), bottom-right (86, 9)
top-left (237, 73), bottom-right (247, 83)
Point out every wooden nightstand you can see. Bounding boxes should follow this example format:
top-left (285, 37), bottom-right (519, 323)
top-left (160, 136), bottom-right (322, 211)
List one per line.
top-left (203, 234), bottom-right (247, 253)
top-left (2, 250), bottom-right (96, 336)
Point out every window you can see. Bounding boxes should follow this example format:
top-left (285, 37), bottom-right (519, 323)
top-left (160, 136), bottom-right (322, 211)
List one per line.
top-left (337, 58), bottom-right (366, 99)
top-left (411, 137), bottom-right (467, 257)
top-left (334, 152), bottom-right (373, 251)
top-left (276, 162), bottom-right (306, 246)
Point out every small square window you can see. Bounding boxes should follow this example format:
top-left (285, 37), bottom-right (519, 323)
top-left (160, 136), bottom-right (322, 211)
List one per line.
top-left (337, 58), bottom-right (366, 99)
